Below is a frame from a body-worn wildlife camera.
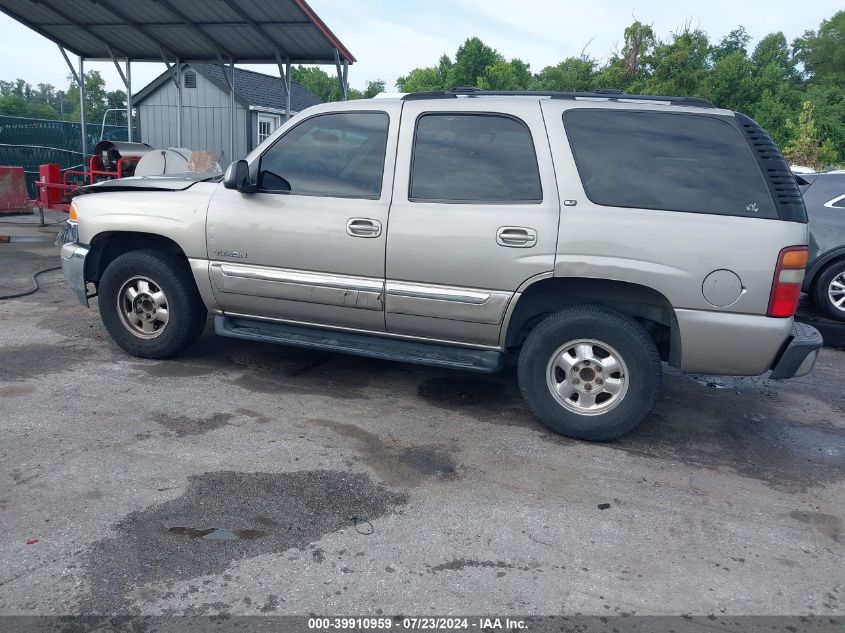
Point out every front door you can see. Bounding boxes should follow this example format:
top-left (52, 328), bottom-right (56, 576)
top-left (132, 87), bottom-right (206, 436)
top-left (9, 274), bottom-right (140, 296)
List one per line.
top-left (206, 104), bottom-right (400, 332)
top-left (385, 99), bottom-right (561, 346)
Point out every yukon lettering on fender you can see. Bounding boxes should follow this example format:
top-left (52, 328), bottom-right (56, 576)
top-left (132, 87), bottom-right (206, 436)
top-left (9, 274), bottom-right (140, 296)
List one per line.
top-left (215, 250), bottom-right (248, 259)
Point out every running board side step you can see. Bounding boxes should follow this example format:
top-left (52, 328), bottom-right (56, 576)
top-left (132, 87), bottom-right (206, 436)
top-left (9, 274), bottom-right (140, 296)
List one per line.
top-left (215, 316), bottom-right (504, 373)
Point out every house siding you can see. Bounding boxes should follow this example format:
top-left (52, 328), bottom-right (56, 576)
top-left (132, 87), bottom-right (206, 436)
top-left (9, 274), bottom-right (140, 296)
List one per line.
top-left (136, 70), bottom-right (249, 167)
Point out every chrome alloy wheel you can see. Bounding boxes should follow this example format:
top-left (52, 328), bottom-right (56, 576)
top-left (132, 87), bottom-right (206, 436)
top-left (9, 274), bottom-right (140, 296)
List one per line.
top-left (546, 339), bottom-right (629, 415)
top-left (828, 271), bottom-right (845, 313)
top-left (117, 276), bottom-right (169, 338)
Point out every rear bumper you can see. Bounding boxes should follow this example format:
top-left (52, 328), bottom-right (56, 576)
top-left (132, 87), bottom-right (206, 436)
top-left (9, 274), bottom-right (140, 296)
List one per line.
top-left (674, 309), bottom-right (794, 375)
top-left (770, 322), bottom-right (823, 379)
top-left (60, 241), bottom-right (90, 307)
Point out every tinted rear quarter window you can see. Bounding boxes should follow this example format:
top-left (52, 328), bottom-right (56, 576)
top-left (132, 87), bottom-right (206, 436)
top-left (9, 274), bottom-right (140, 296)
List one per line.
top-left (564, 109), bottom-right (777, 218)
top-left (410, 113), bottom-right (542, 203)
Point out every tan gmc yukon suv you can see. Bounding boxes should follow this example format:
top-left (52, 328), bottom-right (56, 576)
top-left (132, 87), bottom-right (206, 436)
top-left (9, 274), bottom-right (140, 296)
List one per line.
top-left (59, 88), bottom-right (823, 440)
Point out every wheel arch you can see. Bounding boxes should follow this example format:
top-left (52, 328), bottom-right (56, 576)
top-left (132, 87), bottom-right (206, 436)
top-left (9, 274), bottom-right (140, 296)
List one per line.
top-left (501, 276), bottom-right (680, 366)
top-left (85, 231), bottom-right (189, 283)
top-left (805, 248), bottom-right (845, 292)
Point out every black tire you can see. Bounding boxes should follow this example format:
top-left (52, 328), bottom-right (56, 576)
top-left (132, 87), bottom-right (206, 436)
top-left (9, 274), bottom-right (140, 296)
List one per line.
top-left (98, 249), bottom-right (207, 359)
top-left (813, 260), bottom-right (845, 321)
top-left (517, 305), bottom-right (662, 441)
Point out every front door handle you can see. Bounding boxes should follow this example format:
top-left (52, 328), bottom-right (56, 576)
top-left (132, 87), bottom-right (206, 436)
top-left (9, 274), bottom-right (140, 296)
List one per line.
top-left (347, 218), bottom-right (382, 238)
top-left (496, 226), bottom-right (537, 248)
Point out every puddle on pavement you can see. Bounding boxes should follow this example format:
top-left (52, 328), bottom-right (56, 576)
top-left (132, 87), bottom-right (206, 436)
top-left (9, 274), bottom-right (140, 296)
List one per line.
top-left (134, 361), bottom-right (215, 378)
top-left (312, 418), bottom-right (459, 486)
top-left (168, 527), bottom-right (267, 541)
top-left (599, 371), bottom-right (845, 493)
top-left (0, 343), bottom-right (86, 381)
top-left (82, 470), bottom-right (407, 613)
top-left (151, 412), bottom-right (233, 437)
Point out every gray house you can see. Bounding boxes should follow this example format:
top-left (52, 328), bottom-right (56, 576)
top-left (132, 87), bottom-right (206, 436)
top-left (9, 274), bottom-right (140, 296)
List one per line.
top-left (132, 64), bottom-right (323, 166)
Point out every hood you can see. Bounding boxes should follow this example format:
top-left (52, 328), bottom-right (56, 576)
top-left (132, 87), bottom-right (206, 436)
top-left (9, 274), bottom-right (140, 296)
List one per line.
top-left (73, 173), bottom-right (221, 196)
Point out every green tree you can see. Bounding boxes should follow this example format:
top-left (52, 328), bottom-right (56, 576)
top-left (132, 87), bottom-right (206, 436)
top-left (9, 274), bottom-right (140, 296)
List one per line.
top-left (446, 37), bottom-right (503, 88)
top-left (362, 80), bottom-right (386, 98)
top-left (801, 83), bottom-right (845, 163)
top-left (711, 27), bottom-right (750, 62)
top-left (0, 78), bottom-right (58, 118)
top-left (535, 57), bottom-right (596, 92)
top-left (291, 66), bottom-right (342, 102)
top-left (65, 70), bottom-right (124, 124)
top-left (644, 25), bottom-right (711, 96)
top-left (783, 101), bottom-right (838, 169)
top-left (593, 21), bottom-right (657, 91)
top-left (395, 66), bottom-right (443, 92)
top-left (702, 50), bottom-right (753, 111)
top-left (749, 90), bottom-right (797, 148)
top-left (794, 10), bottom-right (845, 84)
top-left (478, 58), bottom-right (532, 90)
top-left (395, 54), bottom-right (455, 92)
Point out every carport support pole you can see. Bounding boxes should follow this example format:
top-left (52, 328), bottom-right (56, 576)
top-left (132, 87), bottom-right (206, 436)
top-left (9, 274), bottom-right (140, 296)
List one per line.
top-left (276, 52), bottom-right (292, 122)
top-left (78, 57), bottom-right (87, 175)
top-left (285, 60), bottom-right (291, 121)
top-left (333, 49), bottom-right (348, 101)
top-left (176, 59), bottom-right (183, 147)
top-left (126, 59), bottom-right (132, 142)
top-left (58, 46), bottom-right (88, 175)
top-left (229, 60), bottom-right (235, 164)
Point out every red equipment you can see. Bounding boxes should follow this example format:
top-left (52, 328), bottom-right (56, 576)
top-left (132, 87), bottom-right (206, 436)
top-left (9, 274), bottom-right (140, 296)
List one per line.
top-left (0, 166), bottom-right (30, 214)
top-left (33, 140), bottom-right (153, 213)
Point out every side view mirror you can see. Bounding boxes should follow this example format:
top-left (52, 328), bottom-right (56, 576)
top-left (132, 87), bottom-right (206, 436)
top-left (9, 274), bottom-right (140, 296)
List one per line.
top-left (223, 159), bottom-right (255, 192)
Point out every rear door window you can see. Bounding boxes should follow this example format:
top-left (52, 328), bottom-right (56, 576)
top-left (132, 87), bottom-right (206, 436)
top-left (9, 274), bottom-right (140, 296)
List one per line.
top-left (410, 113), bottom-right (542, 203)
top-left (563, 109), bottom-right (777, 218)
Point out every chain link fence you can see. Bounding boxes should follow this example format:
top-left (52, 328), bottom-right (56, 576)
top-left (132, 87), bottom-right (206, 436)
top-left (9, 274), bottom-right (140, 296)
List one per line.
top-left (0, 115), bottom-right (139, 197)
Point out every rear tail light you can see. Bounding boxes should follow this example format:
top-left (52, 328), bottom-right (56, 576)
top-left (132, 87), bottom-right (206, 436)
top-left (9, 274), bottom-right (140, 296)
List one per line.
top-left (767, 246), bottom-right (808, 318)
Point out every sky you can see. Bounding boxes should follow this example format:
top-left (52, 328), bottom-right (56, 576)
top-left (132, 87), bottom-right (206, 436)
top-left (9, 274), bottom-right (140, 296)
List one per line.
top-left (0, 0), bottom-right (841, 95)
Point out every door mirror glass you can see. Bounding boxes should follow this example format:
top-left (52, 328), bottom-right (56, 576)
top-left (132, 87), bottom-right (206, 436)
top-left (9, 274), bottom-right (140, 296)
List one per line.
top-left (223, 159), bottom-right (255, 192)
top-left (259, 170), bottom-right (292, 192)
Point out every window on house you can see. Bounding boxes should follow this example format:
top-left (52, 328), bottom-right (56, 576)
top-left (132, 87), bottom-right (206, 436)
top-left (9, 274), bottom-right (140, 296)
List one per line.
top-left (258, 114), bottom-right (281, 144)
top-left (184, 72), bottom-right (196, 89)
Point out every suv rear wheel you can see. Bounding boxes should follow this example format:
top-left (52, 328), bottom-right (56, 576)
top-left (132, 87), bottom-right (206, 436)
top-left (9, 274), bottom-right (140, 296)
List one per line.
top-left (814, 260), bottom-right (845, 321)
top-left (517, 305), bottom-right (662, 441)
top-left (99, 249), bottom-right (207, 358)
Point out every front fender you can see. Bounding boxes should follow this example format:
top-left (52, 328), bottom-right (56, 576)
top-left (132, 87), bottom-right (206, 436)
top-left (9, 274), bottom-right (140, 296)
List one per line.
top-left (76, 183), bottom-right (218, 258)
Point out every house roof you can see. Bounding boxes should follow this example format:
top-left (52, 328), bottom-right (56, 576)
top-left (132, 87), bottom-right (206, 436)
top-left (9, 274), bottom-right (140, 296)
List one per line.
top-left (0, 0), bottom-right (354, 64)
top-left (133, 64), bottom-right (323, 113)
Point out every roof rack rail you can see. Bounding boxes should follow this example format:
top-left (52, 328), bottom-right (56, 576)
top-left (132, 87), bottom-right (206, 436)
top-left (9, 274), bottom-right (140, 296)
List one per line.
top-left (401, 87), bottom-right (715, 108)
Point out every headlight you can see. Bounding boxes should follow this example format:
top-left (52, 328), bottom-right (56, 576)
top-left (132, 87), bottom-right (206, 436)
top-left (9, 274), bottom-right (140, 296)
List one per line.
top-left (68, 201), bottom-right (78, 221)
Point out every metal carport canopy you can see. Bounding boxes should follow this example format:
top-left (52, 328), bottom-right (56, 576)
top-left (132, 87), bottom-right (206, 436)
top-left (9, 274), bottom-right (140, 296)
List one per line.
top-left (0, 0), bottom-right (355, 64)
top-left (0, 0), bottom-right (354, 166)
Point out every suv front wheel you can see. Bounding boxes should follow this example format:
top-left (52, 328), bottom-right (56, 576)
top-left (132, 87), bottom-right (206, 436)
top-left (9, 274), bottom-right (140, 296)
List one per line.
top-left (98, 249), bottom-right (207, 359)
top-left (518, 305), bottom-right (662, 441)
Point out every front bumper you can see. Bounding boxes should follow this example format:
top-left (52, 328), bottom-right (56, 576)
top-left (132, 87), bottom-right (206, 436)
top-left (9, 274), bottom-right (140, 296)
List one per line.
top-left (60, 241), bottom-right (91, 307)
top-left (770, 322), bottom-right (823, 380)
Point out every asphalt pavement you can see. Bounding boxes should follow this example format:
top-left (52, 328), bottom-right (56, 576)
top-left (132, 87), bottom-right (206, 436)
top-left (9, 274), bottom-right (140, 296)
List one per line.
top-left (0, 213), bottom-right (842, 617)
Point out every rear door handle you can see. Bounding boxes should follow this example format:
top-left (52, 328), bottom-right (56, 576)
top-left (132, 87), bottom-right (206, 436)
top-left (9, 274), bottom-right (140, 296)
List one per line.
top-left (496, 226), bottom-right (537, 248)
top-left (347, 218), bottom-right (382, 238)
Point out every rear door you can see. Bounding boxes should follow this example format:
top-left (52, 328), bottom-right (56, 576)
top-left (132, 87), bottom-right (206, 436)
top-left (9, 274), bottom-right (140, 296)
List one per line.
top-left (385, 98), bottom-right (560, 347)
